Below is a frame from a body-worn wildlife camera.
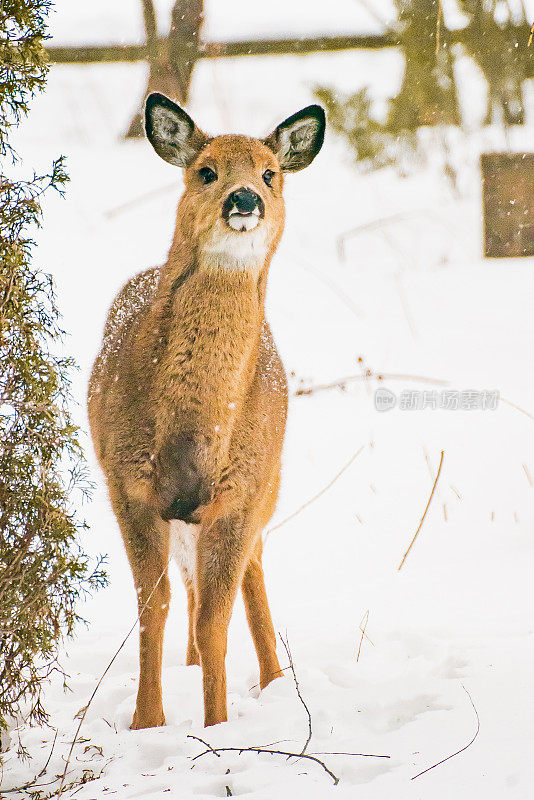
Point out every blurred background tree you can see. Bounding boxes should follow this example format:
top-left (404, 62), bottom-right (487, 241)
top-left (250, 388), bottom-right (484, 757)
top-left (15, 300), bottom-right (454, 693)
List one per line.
top-left (125, 0), bottom-right (204, 137)
top-left (315, 0), bottom-right (533, 173)
top-left (42, 0), bottom-right (533, 163)
top-left (0, 0), bottom-right (105, 746)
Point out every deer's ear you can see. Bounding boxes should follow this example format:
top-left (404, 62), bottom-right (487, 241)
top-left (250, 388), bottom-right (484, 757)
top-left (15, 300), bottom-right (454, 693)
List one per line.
top-left (145, 93), bottom-right (209, 167)
top-left (263, 105), bottom-right (325, 172)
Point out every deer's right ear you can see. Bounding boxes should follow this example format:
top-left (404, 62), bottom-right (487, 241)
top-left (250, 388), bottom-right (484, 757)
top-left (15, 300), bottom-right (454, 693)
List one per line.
top-left (145, 93), bottom-right (209, 168)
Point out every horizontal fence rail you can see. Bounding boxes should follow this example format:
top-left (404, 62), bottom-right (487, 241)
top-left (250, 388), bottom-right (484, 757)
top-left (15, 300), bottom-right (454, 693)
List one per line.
top-left (45, 26), bottom-right (533, 73)
top-left (45, 34), bottom-right (397, 64)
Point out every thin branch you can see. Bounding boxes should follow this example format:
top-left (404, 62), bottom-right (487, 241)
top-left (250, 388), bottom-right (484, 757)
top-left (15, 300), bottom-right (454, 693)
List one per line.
top-left (395, 272), bottom-right (418, 339)
top-left (312, 750), bottom-right (389, 757)
top-left (337, 212), bottom-right (412, 262)
top-left (398, 450), bottom-right (444, 571)
top-left (291, 254), bottom-right (363, 320)
top-left (278, 633), bottom-right (312, 756)
top-left (187, 734), bottom-right (221, 757)
top-left (352, 0), bottom-right (394, 30)
top-left (265, 445), bottom-right (364, 538)
top-left (501, 396), bottom-right (534, 421)
top-left (294, 371), bottom-right (449, 397)
top-left (412, 684), bottom-right (480, 780)
top-left (436, 0), bottom-right (444, 52)
top-left (337, 208), bottom-right (456, 263)
top-left (56, 562), bottom-right (170, 797)
top-left (2, 729), bottom-right (58, 794)
top-left (248, 665), bottom-right (293, 691)
top-left (187, 737), bottom-right (340, 785)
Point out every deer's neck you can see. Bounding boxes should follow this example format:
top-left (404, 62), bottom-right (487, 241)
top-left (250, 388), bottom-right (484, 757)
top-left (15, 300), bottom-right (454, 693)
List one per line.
top-left (153, 255), bottom-right (264, 460)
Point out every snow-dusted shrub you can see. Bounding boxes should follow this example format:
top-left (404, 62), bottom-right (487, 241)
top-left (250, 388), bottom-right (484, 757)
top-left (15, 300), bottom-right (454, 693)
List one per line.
top-left (0, 0), bottom-right (105, 740)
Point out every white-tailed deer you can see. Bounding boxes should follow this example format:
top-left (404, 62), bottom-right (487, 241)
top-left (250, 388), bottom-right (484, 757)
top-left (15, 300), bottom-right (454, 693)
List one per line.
top-left (88, 93), bottom-right (325, 728)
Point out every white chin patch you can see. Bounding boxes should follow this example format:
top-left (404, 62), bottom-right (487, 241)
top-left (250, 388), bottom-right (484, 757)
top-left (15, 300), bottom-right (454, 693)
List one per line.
top-left (228, 212), bottom-right (260, 232)
top-left (201, 217), bottom-right (269, 274)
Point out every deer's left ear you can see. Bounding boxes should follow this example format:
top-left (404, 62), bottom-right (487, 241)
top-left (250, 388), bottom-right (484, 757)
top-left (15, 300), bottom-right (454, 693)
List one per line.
top-left (263, 105), bottom-right (325, 172)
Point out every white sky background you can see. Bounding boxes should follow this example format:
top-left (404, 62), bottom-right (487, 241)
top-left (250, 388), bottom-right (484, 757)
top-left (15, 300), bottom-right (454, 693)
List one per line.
top-left (48, 0), bottom-right (534, 46)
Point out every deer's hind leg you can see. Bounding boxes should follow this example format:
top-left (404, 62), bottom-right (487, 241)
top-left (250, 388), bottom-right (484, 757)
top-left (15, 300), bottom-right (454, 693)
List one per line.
top-left (110, 485), bottom-right (170, 729)
top-left (185, 584), bottom-right (200, 666)
top-left (242, 538), bottom-right (283, 690)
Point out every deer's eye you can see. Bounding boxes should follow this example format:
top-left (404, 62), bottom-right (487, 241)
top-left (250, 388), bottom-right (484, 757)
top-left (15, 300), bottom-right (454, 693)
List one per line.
top-left (263, 169), bottom-right (275, 187)
top-left (198, 167), bottom-right (217, 184)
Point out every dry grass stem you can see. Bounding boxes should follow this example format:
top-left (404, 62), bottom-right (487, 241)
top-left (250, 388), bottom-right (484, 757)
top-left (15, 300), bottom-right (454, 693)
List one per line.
top-left (265, 445), bottom-right (365, 537)
top-left (398, 450), bottom-right (445, 571)
top-left (294, 371), bottom-right (449, 397)
top-left (501, 397), bottom-right (534, 421)
top-left (356, 610), bottom-right (373, 662)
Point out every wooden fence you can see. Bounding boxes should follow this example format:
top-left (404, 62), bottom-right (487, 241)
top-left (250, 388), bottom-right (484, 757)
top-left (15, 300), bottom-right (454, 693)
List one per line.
top-left (45, 27), bottom-right (534, 70)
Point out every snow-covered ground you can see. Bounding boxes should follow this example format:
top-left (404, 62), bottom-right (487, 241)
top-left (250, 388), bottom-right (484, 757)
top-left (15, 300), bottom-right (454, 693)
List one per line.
top-left (2, 4), bottom-right (534, 798)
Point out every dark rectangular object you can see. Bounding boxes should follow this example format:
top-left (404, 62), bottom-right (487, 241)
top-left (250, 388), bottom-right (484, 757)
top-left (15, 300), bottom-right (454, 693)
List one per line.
top-left (481, 153), bottom-right (534, 258)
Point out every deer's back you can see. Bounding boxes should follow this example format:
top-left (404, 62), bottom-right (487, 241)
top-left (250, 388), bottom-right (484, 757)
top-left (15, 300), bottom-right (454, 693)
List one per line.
top-left (88, 266), bottom-right (161, 467)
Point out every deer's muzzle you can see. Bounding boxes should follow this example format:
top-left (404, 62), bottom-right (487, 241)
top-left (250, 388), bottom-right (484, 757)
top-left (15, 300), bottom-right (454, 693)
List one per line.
top-left (222, 188), bottom-right (265, 232)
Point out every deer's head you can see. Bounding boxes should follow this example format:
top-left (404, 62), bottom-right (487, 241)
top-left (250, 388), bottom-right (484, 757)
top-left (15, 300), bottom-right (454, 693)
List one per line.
top-left (145, 93), bottom-right (325, 271)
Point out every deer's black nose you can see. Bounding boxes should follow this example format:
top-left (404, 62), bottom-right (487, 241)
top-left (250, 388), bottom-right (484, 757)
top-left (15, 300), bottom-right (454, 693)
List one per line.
top-left (229, 188), bottom-right (261, 214)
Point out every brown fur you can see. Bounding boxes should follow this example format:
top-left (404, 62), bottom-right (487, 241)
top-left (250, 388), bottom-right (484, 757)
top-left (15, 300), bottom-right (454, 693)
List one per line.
top-left (88, 134), bottom-right (290, 728)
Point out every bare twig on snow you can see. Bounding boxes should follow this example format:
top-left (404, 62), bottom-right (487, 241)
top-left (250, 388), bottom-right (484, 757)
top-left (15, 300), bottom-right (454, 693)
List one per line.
top-left (187, 734), bottom-right (341, 785)
top-left (278, 633), bottom-right (312, 756)
top-left (412, 684), bottom-right (480, 780)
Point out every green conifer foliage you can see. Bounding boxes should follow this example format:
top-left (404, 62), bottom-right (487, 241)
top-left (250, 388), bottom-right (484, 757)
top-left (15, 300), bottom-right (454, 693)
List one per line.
top-left (0, 1), bottom-right (105, 736)
top-left (316, 0), bottom-right (532, 172)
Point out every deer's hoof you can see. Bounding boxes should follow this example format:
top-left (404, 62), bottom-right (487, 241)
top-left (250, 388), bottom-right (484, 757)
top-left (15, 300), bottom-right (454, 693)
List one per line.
top-left (130, 709), bottom-right (166, 730)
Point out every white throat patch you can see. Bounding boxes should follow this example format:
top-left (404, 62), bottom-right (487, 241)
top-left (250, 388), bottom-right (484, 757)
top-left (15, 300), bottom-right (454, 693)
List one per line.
top-left (201, 218), bottom-right (268, 274)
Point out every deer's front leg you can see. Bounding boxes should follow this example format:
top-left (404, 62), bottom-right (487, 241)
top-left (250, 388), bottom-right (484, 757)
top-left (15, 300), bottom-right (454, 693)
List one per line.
top-left (194, 514), bottom-right (251, 727)
top-left (112, 493), bottom-right (171, 730)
